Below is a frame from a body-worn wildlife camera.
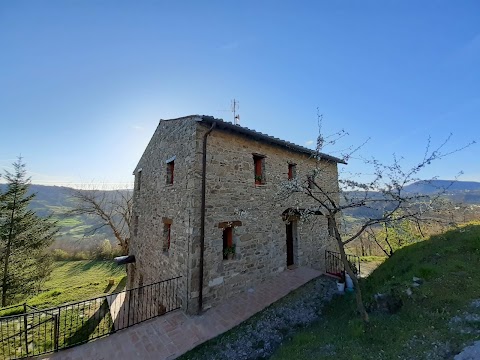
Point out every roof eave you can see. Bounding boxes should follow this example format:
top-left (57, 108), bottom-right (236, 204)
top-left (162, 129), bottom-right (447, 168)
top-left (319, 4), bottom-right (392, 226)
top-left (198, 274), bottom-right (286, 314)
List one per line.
top-left (198, 116), bottom-right (346, 164)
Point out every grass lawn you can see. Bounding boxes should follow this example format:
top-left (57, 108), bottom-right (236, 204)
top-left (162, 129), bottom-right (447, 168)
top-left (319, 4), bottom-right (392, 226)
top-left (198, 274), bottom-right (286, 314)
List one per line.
top-left (0, 260), bottom-right (127, 315)
top-left (0, 260), bottom-right (125, 358)
top-left (33, 260), bottom-right (127, 308)
top-left (272, 222), bottom-right (480, 360)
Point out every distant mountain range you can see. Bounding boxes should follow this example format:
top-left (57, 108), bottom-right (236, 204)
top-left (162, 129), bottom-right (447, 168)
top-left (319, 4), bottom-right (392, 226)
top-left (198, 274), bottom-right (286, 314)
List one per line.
top-left (404, 180), bottom-right (480, 194)
top-left (0, 184), bottom-right (117, 241)
top-left (1, 180), bottom-right (479, 241)
top-left (403, 180), bottom-right (480, 204)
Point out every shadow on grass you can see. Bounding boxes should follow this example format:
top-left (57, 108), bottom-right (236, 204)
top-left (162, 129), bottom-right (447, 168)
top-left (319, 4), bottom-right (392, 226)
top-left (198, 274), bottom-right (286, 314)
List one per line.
top-left (111, 276), bottom-right (127, 294)
top-left (103, 276), bottom-right (126, 293)
top-left (64, 299), bottom-right (113, 347)
top-left (65, 260), bottom-right (121, 276)
top-left (65, 260), bottom-right (98, 275)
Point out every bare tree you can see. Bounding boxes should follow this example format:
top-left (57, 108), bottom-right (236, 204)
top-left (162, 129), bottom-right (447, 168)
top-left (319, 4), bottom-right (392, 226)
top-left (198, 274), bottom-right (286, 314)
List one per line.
top-left (279, 113), bottom-right (475, 324)
top-left (68, 185), bottom-right (132, 255)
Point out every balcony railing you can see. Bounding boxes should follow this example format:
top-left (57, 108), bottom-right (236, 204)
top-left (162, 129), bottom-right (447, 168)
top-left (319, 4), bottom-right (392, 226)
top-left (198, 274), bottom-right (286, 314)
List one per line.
top-left (0, 276), bottom-right (182, 359)
top-left (325, 250), bottom-right (360, 278)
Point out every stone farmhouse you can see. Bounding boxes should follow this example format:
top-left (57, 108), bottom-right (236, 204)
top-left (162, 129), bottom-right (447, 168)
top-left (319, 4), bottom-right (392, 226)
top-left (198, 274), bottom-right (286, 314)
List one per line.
top-left (128, 115), bottom-right (344, 314)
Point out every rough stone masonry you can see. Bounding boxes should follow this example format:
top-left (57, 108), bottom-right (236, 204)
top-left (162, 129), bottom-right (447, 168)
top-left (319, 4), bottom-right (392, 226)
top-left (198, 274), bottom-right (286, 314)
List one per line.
top-left (129, 115), bottom-right (342, 314)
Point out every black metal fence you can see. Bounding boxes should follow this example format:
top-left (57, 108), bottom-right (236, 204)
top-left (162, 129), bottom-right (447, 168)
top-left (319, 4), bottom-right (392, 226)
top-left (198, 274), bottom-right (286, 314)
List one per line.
top-left (325, 250), bottom-right (360, 278)
top-left (0, 276), bottom-right (182, 359)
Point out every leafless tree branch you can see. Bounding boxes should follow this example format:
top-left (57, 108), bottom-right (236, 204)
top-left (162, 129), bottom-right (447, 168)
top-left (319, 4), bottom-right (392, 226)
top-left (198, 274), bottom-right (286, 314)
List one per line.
top-left (67, 185), bottom-right (132, 254)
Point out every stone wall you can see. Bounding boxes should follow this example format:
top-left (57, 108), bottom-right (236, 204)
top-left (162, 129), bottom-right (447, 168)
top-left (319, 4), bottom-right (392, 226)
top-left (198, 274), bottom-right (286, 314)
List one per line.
top-left (195, 124), bottom-right (339, 309)
top-left (129, 116), bottom-right (200, 313)
top-left (130, 117), bottom-right (340, 314)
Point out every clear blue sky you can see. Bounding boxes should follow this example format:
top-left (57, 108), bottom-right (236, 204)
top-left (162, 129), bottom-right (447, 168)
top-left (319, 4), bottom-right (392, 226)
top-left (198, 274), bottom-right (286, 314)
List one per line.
top-left (1, 1), bottom-right (479, 187)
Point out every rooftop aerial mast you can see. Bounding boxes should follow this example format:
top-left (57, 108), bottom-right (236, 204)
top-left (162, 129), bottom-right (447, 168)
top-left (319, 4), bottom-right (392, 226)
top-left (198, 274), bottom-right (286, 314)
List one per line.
top-left (231, 99), bottom-right (240, 125)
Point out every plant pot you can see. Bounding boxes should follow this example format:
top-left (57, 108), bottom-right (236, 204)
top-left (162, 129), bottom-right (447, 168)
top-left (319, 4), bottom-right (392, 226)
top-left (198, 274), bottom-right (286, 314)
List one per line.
top-left (345, 274), bottom-right (354, 289)
top-left (337, 281), bottom-right (345, 293)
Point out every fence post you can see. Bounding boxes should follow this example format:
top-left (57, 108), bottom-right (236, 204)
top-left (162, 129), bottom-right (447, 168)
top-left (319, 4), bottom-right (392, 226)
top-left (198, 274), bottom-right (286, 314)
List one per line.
top-left (53, 313), bottom-right (59, 352)
top-left (127, 288), bottom-right (131, 328)
top-left (23, 303), bottom-right (29, 356)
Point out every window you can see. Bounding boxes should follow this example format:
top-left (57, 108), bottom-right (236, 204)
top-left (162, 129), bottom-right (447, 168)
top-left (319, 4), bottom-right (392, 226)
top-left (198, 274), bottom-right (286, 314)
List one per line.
top-left (222, 227), bottom-right (233, 260)
top-left (288, 163), bottom-right (296, 180)
top-left (166, 160), bottom-right (174, 185)
top-left (327, 217), bottom-right (334, 237)
top-left (307, 175), bottom-right (314, 189)
top-left (136, 170), bottom-right (142, 190)
top-left (162, 218), bottom-right (172, 252)
top-left (218, 221), bottom-right (242, 260)
top-left (163, 224), bottom-right (171, 252)
top-left (253, 154), bottom-right (265, 185)
top-left (133, 215), bottom-right (139, 236)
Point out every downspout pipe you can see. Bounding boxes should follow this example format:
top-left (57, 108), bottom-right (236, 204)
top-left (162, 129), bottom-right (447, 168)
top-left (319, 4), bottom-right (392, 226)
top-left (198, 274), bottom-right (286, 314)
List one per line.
top-left (199, 122), bottom-right (216, 314)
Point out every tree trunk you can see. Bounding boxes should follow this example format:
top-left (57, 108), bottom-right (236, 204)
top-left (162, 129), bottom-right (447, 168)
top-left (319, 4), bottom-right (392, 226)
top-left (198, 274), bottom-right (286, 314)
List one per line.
top-left (333, 220), bottom-right (369, 324)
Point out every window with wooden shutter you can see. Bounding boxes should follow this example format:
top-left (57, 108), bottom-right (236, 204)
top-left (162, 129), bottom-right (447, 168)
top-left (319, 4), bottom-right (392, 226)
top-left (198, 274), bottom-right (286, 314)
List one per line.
top-left (288, 164), bottom-right (296, 180)
top-left (253, 154), bottom-right (266, 185)
top-left (222, 227), bottom-right (233, 260)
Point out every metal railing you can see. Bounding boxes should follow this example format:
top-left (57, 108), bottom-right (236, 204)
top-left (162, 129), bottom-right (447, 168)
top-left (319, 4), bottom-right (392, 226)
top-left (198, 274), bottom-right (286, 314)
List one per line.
top-left (0, 276), bottom-right (182, 359)
top-left (325, 250), bottom-right (360, 278)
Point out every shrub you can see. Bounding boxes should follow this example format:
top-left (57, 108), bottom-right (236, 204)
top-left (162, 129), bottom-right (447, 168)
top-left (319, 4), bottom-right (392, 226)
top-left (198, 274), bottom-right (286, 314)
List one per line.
top-left (72, 251), bottom-right (89, 260)
top-left (52, 249), bottom-right (69, 261)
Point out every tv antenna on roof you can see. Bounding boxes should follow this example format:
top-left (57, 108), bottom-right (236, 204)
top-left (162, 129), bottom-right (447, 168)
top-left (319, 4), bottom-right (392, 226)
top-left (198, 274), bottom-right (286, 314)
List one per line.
top-left (231, 99), bottom-right (240, 125)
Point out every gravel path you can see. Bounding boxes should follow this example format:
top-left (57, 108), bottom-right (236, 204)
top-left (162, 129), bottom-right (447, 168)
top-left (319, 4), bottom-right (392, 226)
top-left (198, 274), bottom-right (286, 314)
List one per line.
top-left (181, 276), bottom-right (480, 360)
top-left (452, 299), bottom-right (480, 360)
top-left (181, 276), bottom-right (336, 360)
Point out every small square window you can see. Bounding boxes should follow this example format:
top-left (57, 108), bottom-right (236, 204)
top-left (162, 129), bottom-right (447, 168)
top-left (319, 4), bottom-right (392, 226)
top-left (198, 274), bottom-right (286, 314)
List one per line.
top-left (222, 227), bottom-right (234, 260)
top-left (219, 221), bottom-right (241, 260)
top-left (162, 218), bottom-right (173, 252)
top-left (288, 164), bottom-right (296, 180)
top-left (327, 217), bottom-right (334, 237)
top-left (307, 175), bottom-right (314, 189)
top-left (136, 170), bottom-right (142, 190)
top-left (253, 154), bottom-right (265, 185)
top-left (163, 223), bottom-right (171, 252)
top-left (166, 160), bottom-right (174, 185)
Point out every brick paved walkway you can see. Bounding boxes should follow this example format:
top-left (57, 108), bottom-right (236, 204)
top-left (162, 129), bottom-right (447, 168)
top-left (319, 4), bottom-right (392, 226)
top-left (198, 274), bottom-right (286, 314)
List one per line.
top-left (44, 267), bottom-right (321, 360)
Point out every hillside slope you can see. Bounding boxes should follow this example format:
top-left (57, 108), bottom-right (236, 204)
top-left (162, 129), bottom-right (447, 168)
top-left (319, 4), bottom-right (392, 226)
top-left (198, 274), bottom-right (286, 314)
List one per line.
top-left (1, 182), bottom-right (479, 241)
top-left (0, 184), bottom-right (123, 241)
top-left (272, 223), bottom-right (480, 360)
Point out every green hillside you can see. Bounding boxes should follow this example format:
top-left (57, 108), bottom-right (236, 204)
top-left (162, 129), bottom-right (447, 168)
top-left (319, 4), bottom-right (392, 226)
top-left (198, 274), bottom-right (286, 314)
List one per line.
top-left (272, 223), bottom-right (480, 360)
top-left (0, 184), bottom-right (121, 240)
top-left (0, 260), bottom-right (127, 316)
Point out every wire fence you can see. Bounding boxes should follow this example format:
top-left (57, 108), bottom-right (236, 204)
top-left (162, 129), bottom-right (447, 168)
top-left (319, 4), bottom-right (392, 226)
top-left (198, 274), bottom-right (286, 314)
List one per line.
top-left (0, 276), bottom-right (182, 359)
